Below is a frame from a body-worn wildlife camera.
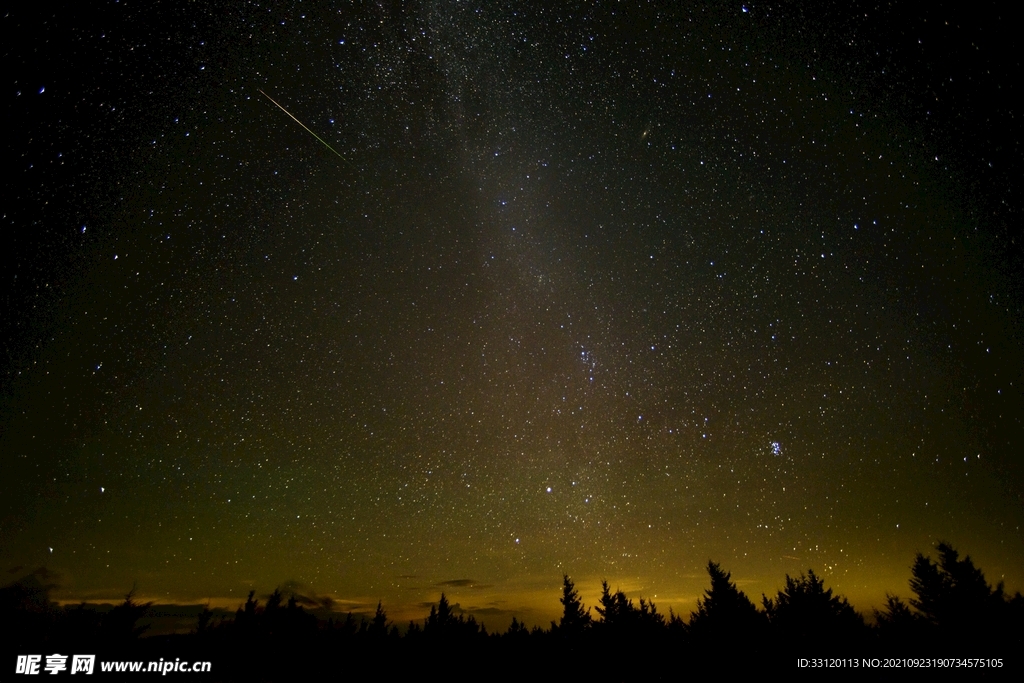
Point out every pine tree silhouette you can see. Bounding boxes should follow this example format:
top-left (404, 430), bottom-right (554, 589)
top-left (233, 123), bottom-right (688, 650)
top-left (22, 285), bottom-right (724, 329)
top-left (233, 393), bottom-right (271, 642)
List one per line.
top-left (591, 579), bottom-right (665, 640)
top-left (100, 586), bottom-right (152, 647)
top-left (195, 603), bottom-right (214, 635)
top-left (554, 575), bottom-right (591, 635)
top-left (874, 593), bottom-right (925, 647)
top-left (594, 580), bottom-right (633, 630)
top-left (369, 600), bottom-right (388, 637)
top-left (637, 597), bottom-right (665, 631)
top-left (425, 592), bottom-right (454, 631)
top-left (688, 560), bottom-right (764, 646)
top-left (506, 616), bottom-right (529, 638)
top-left (907, 541), bottom-right (1021, 647)
top-left (763, 569), bottom-right (865, 649)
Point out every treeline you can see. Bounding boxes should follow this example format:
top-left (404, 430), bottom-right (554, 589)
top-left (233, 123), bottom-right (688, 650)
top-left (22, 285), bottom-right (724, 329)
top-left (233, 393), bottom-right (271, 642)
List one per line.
top-left (3, 543), bottom-right (1021, 678)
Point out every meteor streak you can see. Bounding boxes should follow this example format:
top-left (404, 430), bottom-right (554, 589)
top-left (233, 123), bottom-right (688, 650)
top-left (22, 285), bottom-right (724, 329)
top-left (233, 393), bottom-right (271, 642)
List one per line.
top-left (258, 88), bottom-right (350, 165)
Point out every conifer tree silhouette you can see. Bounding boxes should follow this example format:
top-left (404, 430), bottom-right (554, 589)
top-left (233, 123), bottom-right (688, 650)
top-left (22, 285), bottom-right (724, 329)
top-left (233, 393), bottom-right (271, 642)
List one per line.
top-left (592, 579), bottom-right (665, 640)
top-left (907, 541), bottom-right (1021, 647)
top-left (100, 586), bottom-right (152, 647)
top-left (506, 616), bottom-right (529, 638)
top-left (425, 593), bottom-right (458, 637)
top-left (688, 560), bottom-right (763, 645)
top-left (667, 607), bottom-right (687, 635)
top-left (911, 542), bottom-right (990, 626)
top-left (265, 588), bottom-right (284, 613)
top-left (873, 593), bottom-right (923, 646)
top-left (555, 575), bottom-right (591, 635)
top-left (369, 600), bottom-right (388, 637)
top-left (763, 569), bottom-right (864, 648)
top-left (237, 590), bottom-right (259, 625)
top-left (595, 580), bottom-right (632, 630)
top-left (196, 602), bottom-right (214, 635)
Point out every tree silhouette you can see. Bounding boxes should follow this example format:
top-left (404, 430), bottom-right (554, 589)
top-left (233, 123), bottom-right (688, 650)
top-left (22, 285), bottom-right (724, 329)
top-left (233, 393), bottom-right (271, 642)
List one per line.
top-left (0, 568), bottom-right (59, 649)
top-left (554, 575), bottom-right (591, 635)
top-left (636, 597), bottom-right (665, 631)
top-left (594, 580), bottom-right (631, 630)
top-left (874, 593), bottom-right (915, 627)
top-left (405, 619), bottom-right (422, 638)
top-left (873, 593), bottom-right (925, 647)
top-left (265, 588), bottom-right (284, 613)
top-left (369, 600), bottom-right (388, 637)
top-left (506, 616), bottom-right (529, 638)
top-left (423, 592), bottom-right (482, 640)
top-left (911, 542), bottom-right (993, 625)
top-left (688, 561), bottom-right (764, 646)
top-left (667, 608), bottom-right (686, 635)
top-left (425, 592), bottom-right (456, 634)
top-left (5, 544), bottom-right (1019, 677)
top-left (235, 589), bottom-right (259, 629)
top-left (195, 602), bottom-right (214, 635)
top-left (592, 580), bottom-right (665, 637)
top-left (763, 569), bottom-right (865, 648)
top-left (907, 541), bottom-right (1021, 647)
top-left (100, 586), bottom-right (152, 647)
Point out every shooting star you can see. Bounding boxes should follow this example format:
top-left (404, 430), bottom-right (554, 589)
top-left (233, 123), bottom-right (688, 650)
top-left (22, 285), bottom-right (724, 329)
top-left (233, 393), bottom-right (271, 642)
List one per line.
top-left (258, 89), bottom-right (351, 166)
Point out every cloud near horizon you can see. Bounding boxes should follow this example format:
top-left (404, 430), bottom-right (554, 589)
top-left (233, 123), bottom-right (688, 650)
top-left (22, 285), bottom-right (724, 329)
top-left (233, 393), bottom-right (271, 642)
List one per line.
top-left (434, 578), bottom-right (493, 590)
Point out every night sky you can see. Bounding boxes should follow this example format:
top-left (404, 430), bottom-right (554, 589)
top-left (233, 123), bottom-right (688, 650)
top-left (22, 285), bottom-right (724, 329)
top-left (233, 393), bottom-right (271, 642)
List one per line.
top-left (3, 1), bottom-right (1022, 629)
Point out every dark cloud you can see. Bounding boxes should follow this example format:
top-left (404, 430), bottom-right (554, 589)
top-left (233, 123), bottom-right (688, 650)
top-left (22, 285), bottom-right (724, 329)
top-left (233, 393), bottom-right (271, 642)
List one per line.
top-left (271, 580), bottom-right (349, 612)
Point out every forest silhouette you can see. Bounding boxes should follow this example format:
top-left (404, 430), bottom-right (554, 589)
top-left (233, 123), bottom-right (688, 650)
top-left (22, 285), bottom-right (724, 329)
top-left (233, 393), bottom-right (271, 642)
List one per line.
top-left (3, 542), bottom-right (1020, 678)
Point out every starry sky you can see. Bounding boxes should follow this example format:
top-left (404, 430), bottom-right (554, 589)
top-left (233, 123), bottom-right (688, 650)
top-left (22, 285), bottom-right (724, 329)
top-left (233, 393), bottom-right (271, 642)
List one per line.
top-left (3, 1), bottom-right (1022, 629)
